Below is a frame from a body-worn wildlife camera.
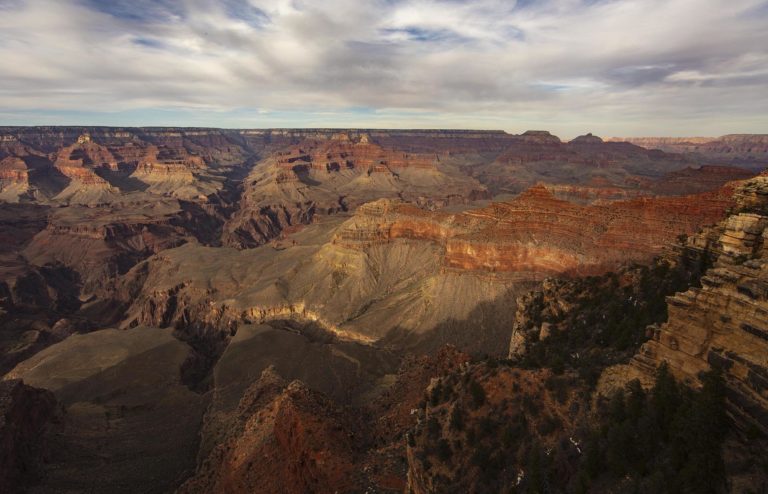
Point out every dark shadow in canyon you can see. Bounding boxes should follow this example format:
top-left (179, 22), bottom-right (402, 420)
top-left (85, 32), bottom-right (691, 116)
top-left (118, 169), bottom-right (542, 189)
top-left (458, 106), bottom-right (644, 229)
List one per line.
top-left (94, 168), bottom-right (149, 192)
top-left (22, 155), bottom-right (71, 198)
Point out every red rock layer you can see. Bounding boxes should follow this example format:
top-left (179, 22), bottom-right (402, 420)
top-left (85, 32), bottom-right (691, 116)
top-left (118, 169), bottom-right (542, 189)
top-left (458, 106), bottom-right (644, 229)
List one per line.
top-left (180, 348), bottom-right (470, 494)
top-left (178, 369), bottom-right (364, 494)
top-left (335, 183), bottom-right (735, 276)
top-left (55, 135), bottom-right (118, 168)
top-left (2, 131), bottom-right (214, 190)
top-left (545, 183), bottom-right (650, 202)
top-left (0, 157), bottom-right (28, 183)
top-left (131, 145), bottom-right (205, 175)
top-left (275, 132), bottom-right (436, 173)
top-left (52, 136), bottom-right (115, 184)
top-left (21, 204), bottom-right (198, 296)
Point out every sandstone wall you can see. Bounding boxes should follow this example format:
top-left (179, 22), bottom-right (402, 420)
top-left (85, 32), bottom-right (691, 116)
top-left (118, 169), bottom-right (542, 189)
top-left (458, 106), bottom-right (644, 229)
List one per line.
top-left (631, 175), bottom-right (768, 432)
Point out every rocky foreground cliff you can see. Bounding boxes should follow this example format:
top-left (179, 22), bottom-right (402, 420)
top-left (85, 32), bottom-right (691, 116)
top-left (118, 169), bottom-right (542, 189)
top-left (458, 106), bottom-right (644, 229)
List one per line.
top-left (628, 174), bottom-right (768, 434)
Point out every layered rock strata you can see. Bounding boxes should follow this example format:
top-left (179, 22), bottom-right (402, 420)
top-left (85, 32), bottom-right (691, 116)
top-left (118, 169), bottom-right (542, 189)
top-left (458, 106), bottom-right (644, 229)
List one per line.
top-left (222, 132), bottom-right (487, 248)
top-left (0, 157), bottom-right (29, 202)
top-left (608, 135), bottom-right (768, 166)
top-left (630, 175), bottom-right (768, 432)
top-left (21, 200), bottom-right (205, 298)
top-left (335, 183), bottom-right (734, 276)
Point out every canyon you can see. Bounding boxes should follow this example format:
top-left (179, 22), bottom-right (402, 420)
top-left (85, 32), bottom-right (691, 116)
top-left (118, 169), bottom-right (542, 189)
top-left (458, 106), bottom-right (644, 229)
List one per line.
top-left (607, 134), bottom-right (768, 168)
top-left (1, 127), bottom-right (766, 493)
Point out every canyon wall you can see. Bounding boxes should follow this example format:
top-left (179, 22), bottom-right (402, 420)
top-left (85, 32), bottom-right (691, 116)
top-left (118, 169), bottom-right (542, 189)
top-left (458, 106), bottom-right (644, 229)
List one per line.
top-left (0, 157), bottom-right (29, 202)
top-left (335, 183), bottom-right (735, 277)
top-left (608, 134), bottom-right (768, 167)
top-left (629, 174), bottom-right (768, 432)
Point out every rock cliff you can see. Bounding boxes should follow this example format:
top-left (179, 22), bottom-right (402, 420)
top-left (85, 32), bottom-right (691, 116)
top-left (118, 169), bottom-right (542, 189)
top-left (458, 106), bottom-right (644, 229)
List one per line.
top-left (50, 136), bottom-right (120, 204)
top-left (335, 183), bottom-right (734, 277)
top-left (630, 174), bottom-right (768, 433)
top-left (21, 200), bottom-right (197, 298)
top-left (1, 126), bottom-right (765, 493)
top-left (0, 157), bottom-right (29, 202)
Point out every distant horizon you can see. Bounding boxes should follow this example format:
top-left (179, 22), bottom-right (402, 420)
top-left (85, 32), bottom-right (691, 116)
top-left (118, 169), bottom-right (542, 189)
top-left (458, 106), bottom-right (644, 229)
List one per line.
top-left (1, 124), bottom-right (764, 141)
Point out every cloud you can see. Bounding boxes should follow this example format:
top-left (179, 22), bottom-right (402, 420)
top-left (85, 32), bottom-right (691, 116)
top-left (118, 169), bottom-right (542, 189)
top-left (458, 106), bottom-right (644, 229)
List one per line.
top-left (0, 0), bottom-right (766, 136)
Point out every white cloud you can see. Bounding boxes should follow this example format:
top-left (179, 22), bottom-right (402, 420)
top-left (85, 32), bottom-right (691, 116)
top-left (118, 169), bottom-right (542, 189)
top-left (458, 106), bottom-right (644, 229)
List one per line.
top-left (0, 0), bottom-right (766, 136)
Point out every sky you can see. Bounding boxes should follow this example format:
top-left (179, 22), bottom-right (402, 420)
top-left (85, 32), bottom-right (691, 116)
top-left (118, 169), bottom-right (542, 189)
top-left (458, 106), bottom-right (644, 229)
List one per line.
top-left (0, 0), bottom-right (767, 137)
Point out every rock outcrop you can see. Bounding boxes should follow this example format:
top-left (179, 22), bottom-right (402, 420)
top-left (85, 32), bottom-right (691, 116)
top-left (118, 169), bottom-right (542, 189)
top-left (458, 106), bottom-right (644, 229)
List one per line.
top-left (569, 132), bottom-right (604, 145)
top-left (50, 136), bottom-right (120, 204)
top-left (274, 132), bottom-right (437, 173)
top-left (21, 200), bottom-right (197, 298)
top-left (129, 144), bottom-right (209, 198)
top-left (629, 174), bottom-right (768, 433)
top-left (181, 347), bottom-right (469, 494)
top-left (179, 368), bottom-right (365, 494)
top-left (0, 157), bottom-right (29, 202)
top-left (117, 179), bottom-right (735, 355)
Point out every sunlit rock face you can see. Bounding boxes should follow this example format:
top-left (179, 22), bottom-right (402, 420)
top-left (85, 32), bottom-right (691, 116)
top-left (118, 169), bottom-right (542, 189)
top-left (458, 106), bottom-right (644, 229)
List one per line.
top-left (630, 174), bottom-right (768, 433)
top-left (335, 183), bottom-right (735, 276)
top-left (0, 157), bottom-right (29, 202)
